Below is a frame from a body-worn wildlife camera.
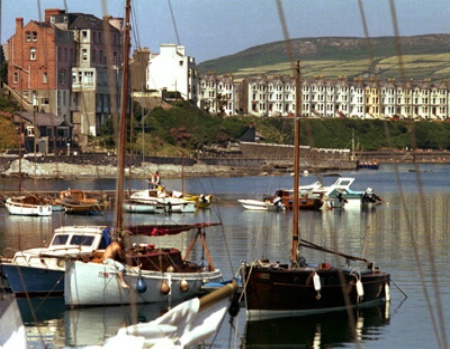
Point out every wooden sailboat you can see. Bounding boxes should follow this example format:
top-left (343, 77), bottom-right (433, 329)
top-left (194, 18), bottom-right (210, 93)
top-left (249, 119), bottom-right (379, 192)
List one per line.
top-left (64, 0), bottom-right (223, 307)
top-left (5, 194), bottom-right (52, 216)
top-left (241, 61), bottom-right (390, 321)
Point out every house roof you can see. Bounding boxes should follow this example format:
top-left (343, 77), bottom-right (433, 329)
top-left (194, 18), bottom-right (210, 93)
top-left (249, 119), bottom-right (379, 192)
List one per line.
top-left (67, 13), bottom-right (115, 31)
top-left (13, 111), bottom-right (72, 127)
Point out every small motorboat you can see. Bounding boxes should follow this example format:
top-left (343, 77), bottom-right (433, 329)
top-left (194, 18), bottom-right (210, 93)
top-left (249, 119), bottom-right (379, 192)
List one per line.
top-left (238, 198), bottom-right (285, 211)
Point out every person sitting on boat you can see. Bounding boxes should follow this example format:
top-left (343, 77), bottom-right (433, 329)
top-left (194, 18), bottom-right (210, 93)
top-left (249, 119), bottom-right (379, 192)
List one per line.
top-left (102, 241), bottom-right (129, 288)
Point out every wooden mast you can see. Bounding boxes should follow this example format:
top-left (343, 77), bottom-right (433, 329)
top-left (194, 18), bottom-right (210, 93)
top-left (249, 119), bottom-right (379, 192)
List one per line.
top-left (114, 0), bottom-right (131, 233)
top-left (290, 60), bottom-right (301, 266)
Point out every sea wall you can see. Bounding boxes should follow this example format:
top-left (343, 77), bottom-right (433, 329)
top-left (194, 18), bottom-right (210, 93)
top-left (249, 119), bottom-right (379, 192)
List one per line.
top-left (1, 144), bottom-right (448, 179)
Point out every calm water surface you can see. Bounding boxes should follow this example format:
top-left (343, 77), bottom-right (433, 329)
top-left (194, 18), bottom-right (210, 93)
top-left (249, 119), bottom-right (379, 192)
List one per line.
top-left (1, 163), bottom-right (449, 348)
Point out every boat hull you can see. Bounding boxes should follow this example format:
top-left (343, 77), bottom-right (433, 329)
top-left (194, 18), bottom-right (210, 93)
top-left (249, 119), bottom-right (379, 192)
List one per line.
top-left (238, 199), bottom-right (284, 211)
top-left (64, 260), bottom-right (222, 306)
top-left (123, 201), bottom-right (164, 214)
top-left (159, 199), bottom-right (197, 213)
top-left (2, 264), bottom-right (65, 296)
top-left (5, 198), bottom-right (52, 216)
top-left (242, 264), bottom-right (390, 321)
top-left (63, 203), bottom-right (103, 215)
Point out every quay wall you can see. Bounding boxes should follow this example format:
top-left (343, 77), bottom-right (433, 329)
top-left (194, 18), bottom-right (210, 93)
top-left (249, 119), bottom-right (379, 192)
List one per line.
top-left (0, 144), bottom-right (449, 180)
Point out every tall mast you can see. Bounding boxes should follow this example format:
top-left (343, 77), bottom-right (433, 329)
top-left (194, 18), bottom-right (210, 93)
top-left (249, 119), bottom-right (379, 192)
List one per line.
top-left (114, 0), bottom-right (131, 233)
top-left (290, 60), bottom-right (301, 265)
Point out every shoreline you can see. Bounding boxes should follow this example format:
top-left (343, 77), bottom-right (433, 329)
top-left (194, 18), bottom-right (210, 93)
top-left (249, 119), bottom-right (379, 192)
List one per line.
top-left (1, 156), bottom-right (448, 181)
top-left (0, 158), bottom-right (360, 180)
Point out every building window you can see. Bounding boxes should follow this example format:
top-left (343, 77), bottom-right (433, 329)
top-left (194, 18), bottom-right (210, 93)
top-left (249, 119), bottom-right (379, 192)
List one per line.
top-left (43, 72), bottom-right (48, 83)
top-left (81, 30), bottom-right (88, 41)
top-left (58, 69), bottom-right (66, 85)
top-left (25, 32), bottom-right (32, 42)
top-left (30, 47), bottom-right (36, 60)
top-left (13, 72), bottom-right (18, 84)
top-left (82, 49), bottom-right (88, 62)
top-left (32, 31), bottom-right (37, 42)
top-left (84, 71), bottom-right (94, 84)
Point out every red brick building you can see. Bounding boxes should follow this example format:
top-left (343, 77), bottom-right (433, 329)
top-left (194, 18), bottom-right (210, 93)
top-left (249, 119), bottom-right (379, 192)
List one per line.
top-left (6, 9), bottom-right (123, 151)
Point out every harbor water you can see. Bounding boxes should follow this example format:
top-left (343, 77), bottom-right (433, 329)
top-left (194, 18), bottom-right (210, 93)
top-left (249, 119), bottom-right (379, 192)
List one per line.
top-left (1, 163), bottom-right (449, 348)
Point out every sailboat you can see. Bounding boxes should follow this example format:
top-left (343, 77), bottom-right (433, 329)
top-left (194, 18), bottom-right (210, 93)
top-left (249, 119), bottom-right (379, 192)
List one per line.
top-left (64, 0), bottom-right (223, 307)
top-left (5, 194), bottom-right (52, 216)
top-left (241, 61), bottom-right (390, 321)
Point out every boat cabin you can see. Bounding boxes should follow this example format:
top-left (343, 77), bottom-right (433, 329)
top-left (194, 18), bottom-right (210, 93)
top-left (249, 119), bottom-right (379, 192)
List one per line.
top-left (12, 226), bottom-right (111, 265)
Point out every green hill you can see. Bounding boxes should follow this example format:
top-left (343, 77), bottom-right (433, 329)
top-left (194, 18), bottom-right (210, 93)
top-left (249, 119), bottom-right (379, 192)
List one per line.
top-left (197, 34), bottom-right (450, 81)
top-left (120, 101), bottom-right (450, 156)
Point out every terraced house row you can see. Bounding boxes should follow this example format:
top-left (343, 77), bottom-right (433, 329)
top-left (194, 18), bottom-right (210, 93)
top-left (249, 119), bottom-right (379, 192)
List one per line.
top-left (237, 75), bottom-right (449, 120)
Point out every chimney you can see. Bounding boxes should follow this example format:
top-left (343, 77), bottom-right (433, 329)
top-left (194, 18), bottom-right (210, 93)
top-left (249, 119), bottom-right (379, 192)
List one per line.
top-left (45, 9), bottom-right (65, 23)
top-left (16, 18), bottom-right (23, 33)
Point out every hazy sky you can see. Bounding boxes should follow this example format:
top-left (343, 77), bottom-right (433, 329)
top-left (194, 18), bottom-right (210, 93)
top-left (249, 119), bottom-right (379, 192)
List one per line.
top-left (2, 0), bottom-right (450, 63)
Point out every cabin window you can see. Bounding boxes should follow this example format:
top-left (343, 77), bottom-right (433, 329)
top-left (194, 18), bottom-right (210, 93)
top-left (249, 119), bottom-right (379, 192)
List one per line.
top-left (52, 235), bottom-right (69, 245)
top-left (70, 235), bottom-right (95, 246)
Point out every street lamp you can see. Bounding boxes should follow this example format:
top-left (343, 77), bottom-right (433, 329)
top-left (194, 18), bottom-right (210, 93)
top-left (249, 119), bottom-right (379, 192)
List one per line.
top-left (67, 142), bottom-right (70, 156)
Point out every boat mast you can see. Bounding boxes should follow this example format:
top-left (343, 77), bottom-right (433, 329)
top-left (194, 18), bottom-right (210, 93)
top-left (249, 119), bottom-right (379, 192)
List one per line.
top-left (114, 0), bottom-right (131, 233)
top-left (290, 60), bottom-right (301, 266)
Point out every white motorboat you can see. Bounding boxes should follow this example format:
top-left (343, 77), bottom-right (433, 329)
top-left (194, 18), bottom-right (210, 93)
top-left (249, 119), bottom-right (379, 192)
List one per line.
top-left (129, 189), bottom-right (197, 213)
top-left (238, 198), bottom-right (284, 211)
top-left (1, 225), bottom-right (111, 296)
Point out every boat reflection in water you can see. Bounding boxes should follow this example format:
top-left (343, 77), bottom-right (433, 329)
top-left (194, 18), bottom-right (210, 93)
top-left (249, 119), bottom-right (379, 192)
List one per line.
top-left (16, 297), bottom-right (171, 347)
top-left (243, 303), bottom-right (390, 348)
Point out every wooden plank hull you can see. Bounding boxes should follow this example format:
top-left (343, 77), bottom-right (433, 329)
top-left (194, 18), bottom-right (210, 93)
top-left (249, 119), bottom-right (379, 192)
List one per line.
top-left (242, 264), bottom-right (390, 321)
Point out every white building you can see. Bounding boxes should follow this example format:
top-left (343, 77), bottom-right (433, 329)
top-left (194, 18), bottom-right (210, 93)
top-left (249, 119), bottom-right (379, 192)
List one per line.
top-left (147, 44), bottom-right (198, 103)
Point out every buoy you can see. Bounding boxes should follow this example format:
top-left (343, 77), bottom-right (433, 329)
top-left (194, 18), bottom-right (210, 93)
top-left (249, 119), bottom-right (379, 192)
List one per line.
top-left (313, 272), bottom-right (321, 292)
top-left (356, 279), bottom-right (364, 298)
top-left (166, 266), bottom-right (175, 273)
top-left (136, 277), bottom-right (147, 293)
top-left (180, 279), bottom-right (189, 292)
top-left (160, 280), bottom-right (171, 295)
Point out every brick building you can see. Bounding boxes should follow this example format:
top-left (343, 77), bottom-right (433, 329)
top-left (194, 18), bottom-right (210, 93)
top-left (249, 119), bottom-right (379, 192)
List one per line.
top-left (6, 9), bottom-right (124, 150)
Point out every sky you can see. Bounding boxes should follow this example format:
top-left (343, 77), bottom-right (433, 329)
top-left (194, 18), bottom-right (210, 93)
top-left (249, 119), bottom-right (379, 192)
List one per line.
top-left (2, 0), bottom-right (450, 63)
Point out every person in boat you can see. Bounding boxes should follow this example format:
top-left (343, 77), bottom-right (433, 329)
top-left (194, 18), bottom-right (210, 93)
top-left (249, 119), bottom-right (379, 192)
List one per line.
top-left (149, 171), bottom-right (161, 189)
top-left (361, 188), bottom-right (382, 203)
top-left (102, 241), bottom-right (129, 288)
